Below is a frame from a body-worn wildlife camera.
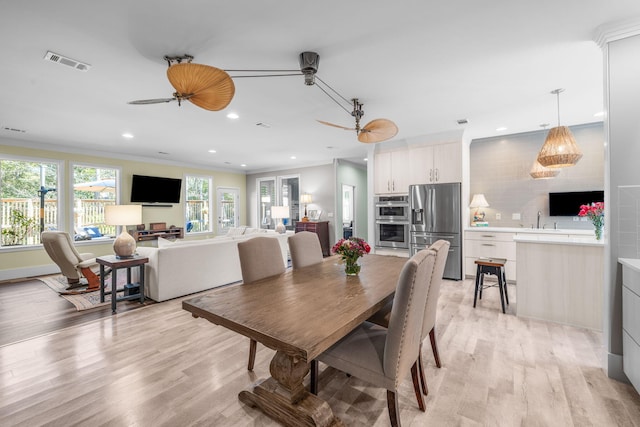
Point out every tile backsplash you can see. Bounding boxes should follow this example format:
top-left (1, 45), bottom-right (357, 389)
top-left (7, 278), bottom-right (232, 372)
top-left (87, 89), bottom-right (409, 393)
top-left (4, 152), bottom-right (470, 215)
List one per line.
top-left (618, 185), bottom-right (640, 259)
top-left (469, 122), bottom-right (604, 229)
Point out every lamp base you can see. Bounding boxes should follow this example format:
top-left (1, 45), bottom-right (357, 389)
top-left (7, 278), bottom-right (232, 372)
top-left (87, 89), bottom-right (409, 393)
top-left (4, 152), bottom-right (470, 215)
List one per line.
top-left (301, 216), bottom-right (309, 222)
top-left (113, 231), bottom-right (137, 258)
top-left (275, 222), bottom-right (286, 234)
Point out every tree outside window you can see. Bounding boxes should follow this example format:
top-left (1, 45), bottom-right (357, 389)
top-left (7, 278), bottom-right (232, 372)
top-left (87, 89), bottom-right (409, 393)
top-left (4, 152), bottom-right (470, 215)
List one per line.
top-left (1, 158), bottom-right (59, 246)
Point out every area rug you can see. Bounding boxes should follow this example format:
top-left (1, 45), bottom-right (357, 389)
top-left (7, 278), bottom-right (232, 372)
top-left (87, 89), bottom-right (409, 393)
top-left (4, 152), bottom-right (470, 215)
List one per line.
top-left (38, 271), bottom-right (128, 311)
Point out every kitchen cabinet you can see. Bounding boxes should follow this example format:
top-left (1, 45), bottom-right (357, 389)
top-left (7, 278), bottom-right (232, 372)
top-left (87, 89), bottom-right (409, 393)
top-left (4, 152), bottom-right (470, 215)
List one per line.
top-left (464, 230), bottom-right (516, 281)
top-left (409, 142), bottom-right (462, 184)
top-left (619, 258), bottom-right (640, 393)
top-left (374, 150), bottom-right (410, 194)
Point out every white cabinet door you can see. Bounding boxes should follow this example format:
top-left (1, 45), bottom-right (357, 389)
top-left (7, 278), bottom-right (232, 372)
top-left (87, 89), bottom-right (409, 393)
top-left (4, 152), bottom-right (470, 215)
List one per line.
top-left (433, 142), bottom-right (462, 183)
top-left (409, 146), bottom-right (435, 185)
top-left (375, 150), bottom-right (410, 194)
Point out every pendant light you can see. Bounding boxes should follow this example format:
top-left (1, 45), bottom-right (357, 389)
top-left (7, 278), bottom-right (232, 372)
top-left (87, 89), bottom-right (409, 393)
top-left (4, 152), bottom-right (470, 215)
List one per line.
top-left (530, 124), bottom-right (560, 179)
top-left (536, 89), bottom-right (582, 168)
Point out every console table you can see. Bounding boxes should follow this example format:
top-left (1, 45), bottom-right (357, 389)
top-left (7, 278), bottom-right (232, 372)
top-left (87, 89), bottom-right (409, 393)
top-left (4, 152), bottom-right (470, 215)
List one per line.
top-left (130, 227), bottom-right (184, 242)
top-left (295, 221), bottom-right (330, 256)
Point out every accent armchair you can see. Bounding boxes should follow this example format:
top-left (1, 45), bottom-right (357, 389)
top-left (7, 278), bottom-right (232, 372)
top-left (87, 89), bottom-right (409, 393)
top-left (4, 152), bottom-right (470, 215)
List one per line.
top-left (41, 231), bottom-right (102, 292)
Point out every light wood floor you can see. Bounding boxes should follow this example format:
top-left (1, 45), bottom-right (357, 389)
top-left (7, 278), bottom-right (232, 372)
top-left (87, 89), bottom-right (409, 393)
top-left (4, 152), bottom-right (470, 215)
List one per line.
top-left (1, 277), bottom-right (639, 426)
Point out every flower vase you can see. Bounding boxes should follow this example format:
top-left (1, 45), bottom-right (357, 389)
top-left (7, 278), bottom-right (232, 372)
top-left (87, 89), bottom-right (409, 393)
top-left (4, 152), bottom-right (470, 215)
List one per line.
top-left (594, 224), bottom-right (602, 241)
top-left (344, 257), bottom-right (361, 276)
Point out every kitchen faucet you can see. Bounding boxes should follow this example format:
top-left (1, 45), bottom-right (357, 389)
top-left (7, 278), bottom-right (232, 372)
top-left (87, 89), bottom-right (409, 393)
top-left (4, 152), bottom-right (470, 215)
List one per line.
top-left (537, 211), bottom-right (542, 229)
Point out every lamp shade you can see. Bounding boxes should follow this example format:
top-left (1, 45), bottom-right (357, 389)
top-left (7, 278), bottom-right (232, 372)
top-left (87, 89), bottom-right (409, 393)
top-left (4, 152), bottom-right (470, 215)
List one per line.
top-left (469, 194), bottom-right (489, 208)
top-left (300, 193), bottom-right (313, 204)
top-left (105, 204), bottom-right (142, 226)
top-left (271, 206), bottom-right (289, 219)
top-left (536, 126), bottom-right (583, 168)
top-left (105, 205), bottom-right (142, 259)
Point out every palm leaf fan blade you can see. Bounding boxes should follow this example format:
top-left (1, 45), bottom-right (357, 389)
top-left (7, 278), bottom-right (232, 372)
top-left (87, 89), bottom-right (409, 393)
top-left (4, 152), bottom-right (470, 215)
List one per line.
top-left (358, 119), bottom-right (398, 143)
top-left (166, 63), bottom-right (235, 111)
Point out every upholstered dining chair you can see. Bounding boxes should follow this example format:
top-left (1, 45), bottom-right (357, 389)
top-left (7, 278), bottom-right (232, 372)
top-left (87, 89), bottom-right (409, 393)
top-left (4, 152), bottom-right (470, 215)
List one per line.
top-left (368, 239), bottom-right (450, 400)
top-left (288, 231), bottom-right (323, 269)
top-left (41, 231), bottom-right (102, 292)
top-left (237, 236), bottom-right (287, 370)
top-left (312, 248), bottom-right (438, 427)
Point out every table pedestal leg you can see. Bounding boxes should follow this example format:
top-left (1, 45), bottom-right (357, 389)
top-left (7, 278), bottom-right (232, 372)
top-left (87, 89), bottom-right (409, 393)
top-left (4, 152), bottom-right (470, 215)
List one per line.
top-left (239, 350), bottom-right (343, 426)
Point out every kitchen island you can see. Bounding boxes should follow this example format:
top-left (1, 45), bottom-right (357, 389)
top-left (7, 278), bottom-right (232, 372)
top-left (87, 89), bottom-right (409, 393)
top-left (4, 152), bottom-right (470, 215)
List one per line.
top-left (514, 233), bottom-right (604, 330)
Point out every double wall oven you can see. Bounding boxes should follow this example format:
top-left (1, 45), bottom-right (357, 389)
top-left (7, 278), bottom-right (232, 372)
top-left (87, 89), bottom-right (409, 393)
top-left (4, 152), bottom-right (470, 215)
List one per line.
top-left (374, 195), bottom-right (410, 249)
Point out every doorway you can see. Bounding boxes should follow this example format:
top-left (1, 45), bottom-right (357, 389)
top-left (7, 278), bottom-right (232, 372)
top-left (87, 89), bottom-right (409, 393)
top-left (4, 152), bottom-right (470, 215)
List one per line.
top-left (216, 187), bottom-right (239, 235)
top-left (342, 184), bottom-right (355, 239)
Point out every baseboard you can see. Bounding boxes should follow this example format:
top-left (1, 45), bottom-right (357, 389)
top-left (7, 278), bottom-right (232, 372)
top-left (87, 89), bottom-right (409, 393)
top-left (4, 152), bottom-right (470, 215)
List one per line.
top-left (0, 265), bottom-right (59, 282)
top-left (607, 352), bottom-right (630, 383)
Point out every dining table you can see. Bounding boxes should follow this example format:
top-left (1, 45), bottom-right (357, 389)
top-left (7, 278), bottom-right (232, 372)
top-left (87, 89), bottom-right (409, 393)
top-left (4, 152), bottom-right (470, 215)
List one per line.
top-left (182, 253), bottom-right (408, 427)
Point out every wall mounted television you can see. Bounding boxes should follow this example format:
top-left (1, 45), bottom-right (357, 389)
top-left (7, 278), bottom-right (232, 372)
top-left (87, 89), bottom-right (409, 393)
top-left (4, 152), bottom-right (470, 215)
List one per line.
top-left (548, 190), bottom-right (604, 216)
top-left (130, 174), bottom-right (182, 204)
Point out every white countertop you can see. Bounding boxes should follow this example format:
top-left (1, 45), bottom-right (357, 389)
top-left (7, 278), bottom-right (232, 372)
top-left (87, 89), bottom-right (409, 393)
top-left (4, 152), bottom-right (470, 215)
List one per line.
top-left (465, 226), bottom-right (595, 235)
top-left (619, 258), bottom-right (640, 272)
top-left (513, 234), bottom-right (604, 246)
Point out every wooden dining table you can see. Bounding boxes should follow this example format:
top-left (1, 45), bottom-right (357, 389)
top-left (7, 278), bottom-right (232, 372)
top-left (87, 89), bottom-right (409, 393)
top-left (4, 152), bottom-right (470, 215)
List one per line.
top-left (182, 253), bottom-right (408, 427)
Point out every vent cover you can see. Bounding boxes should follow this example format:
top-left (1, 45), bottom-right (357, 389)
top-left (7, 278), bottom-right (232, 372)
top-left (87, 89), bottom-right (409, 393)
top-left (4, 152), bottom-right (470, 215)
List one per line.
top-left (44, 51), bottom-right (91, 71)
top-left (456, 118), bottom-right (468, 125)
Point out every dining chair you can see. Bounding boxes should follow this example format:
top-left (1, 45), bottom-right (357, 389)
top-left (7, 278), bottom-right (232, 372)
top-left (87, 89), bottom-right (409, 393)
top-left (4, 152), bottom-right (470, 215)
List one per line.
top-left (237, 236), bottom-right (286, 370)
top-left (313, 248), bottom-right (438, 426)
top-left (288, 231), bottom-right (323, 269)
top-left (367, 239), bottom-right (450, 399)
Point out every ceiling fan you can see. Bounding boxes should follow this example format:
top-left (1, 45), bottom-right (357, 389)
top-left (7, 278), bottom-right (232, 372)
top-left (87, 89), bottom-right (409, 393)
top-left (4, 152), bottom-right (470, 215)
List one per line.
top-left (128, 52), bottom-right (398, 143)
top-left (128, 55), bottom-right (236, 111)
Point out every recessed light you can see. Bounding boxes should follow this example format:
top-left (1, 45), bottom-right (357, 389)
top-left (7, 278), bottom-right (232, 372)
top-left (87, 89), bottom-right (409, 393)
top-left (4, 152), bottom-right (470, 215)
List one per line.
top-left (594, 111), bottom-right (605, 117)
top-left (496, 127), bottom-right (507, 132)
top-left (122, 133), bottom-right (134, 139)
top-left (208, 149), bottom-right (217, 153)
top-left (240, 164), bottom-right (247, 167)
top-left (227, 112), bottom-right (239, 119)
top-left (290, 156), bottom-right (296, 160)
top-left (364, 158), bottom-right (368, 162)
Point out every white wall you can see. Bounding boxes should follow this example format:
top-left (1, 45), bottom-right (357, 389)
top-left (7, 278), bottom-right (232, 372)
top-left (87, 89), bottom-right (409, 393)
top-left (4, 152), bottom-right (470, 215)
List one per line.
top-left (604, 32), bottom-right (640, 382)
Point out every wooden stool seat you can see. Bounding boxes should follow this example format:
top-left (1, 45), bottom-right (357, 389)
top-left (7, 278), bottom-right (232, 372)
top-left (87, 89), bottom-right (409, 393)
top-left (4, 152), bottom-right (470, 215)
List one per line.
top-left (473, 257), bottom-right (509, 313)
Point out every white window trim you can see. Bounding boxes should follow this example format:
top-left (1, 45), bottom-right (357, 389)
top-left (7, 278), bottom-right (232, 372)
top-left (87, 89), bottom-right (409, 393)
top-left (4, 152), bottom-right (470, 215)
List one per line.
top-left (184, 173), bottom-right (214, 234)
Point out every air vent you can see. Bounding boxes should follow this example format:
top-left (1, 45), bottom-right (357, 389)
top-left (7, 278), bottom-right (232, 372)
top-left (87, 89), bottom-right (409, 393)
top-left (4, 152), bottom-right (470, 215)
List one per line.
top-left (2, 126), bottom-right (26, 133)
top-left (255, 122), bottom-right (271, 128)
top-left (43, 51), bottom-right (91, 72)
top-left (456, 118), bottom-right (468, 125)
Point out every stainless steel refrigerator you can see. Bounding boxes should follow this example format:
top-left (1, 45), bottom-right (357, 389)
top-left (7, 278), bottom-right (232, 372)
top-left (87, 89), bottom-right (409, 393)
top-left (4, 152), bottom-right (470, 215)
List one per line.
top-left (409, 183), bottom-right (462, 280)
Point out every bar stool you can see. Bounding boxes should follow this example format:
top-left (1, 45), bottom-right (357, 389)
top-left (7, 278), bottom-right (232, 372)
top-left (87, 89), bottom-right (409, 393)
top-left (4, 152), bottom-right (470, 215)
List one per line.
top-left (473, 257), bottom-right (509, 313)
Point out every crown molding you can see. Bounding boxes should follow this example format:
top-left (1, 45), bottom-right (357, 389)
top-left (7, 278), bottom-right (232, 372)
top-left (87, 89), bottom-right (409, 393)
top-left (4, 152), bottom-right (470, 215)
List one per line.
top-left (594, 16), bottom-right (640, 47)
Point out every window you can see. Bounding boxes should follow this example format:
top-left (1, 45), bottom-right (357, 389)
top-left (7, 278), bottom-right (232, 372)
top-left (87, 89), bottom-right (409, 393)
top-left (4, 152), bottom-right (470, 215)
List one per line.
top-left (257, 175), bottom-right (300, 230)
top-left (185, 175), bottom-right (212, 233)
top-left (1, 157), bottom-right (61, 247)
top-left (72, 164), bottom-right (119, 240)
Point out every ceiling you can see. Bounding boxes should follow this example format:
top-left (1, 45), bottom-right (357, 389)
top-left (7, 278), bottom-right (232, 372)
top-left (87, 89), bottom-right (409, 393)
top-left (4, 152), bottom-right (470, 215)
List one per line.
top-left (1, 1), bottom-right (639, 174)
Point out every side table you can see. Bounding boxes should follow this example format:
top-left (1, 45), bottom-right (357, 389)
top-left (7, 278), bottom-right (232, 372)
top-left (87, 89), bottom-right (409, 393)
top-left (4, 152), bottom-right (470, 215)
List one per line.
top-left (96, 255), bottom-right (149, 314)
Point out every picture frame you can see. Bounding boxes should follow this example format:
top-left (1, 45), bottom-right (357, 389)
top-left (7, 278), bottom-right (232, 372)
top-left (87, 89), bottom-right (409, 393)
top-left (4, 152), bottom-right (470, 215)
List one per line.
top-left (308, 209), bottom-right (321, 221)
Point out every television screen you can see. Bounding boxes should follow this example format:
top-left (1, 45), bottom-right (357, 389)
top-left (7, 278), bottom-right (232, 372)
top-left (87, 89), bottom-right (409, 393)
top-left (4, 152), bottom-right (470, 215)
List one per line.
top-left (130, 174), bottom-right (182, 204)
top-left (548, 191), bottom-right (604, 216)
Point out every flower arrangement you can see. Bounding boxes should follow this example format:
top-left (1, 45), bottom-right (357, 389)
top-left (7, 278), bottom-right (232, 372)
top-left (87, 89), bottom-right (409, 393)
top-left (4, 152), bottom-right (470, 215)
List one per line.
top-left (332, 237), bottom-right (371, 275)
top-left (578, 202), bottom-right (604, 240)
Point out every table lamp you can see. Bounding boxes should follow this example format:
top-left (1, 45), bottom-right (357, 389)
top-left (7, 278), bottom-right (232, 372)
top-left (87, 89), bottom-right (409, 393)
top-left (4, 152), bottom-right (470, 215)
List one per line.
top-left (105, 204), bottom-right (142, 258)
top-left (469, 194), bottom-right (489, 226)
top-left (271, 206), bottom-right (289, 234)
top-left (300, 193), bottom-right (313, 222)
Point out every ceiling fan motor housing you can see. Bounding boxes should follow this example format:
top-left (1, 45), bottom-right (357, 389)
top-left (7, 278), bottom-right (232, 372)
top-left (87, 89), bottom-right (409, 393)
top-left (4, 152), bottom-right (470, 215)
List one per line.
top-left (299, 51), bottom-right (319, 85)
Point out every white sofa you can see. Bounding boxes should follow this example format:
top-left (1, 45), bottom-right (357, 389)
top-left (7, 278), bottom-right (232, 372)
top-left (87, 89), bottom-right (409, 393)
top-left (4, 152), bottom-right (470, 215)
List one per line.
top-left (136, 228), bottom-right (291, 302)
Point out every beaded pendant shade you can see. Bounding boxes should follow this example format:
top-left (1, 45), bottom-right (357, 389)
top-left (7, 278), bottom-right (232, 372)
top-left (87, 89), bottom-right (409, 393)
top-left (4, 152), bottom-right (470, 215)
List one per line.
top-left (530, 159), bottom-right (560, 179)
top-left (166, 63), bottom-right (235, 111)
top-left (536, 89), bottom-right (582, 168)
